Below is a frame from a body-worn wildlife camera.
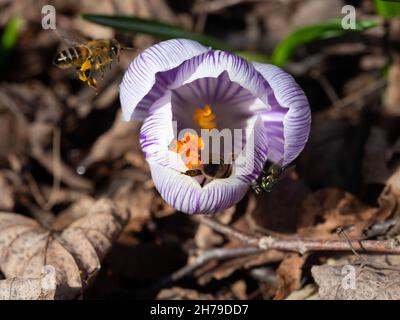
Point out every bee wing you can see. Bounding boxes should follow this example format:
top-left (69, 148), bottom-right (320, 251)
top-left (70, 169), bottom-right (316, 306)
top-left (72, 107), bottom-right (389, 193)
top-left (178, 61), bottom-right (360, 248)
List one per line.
top-left (278, 164), bottom-right (296, 181)
top-left (54, 29), bottom-right (89, 46)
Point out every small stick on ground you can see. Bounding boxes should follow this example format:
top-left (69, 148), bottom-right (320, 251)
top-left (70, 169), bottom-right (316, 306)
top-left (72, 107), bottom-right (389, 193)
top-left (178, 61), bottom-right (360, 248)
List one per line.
top-left (198, 216), bottom-right (400, 255)
top-left (44, 128), bottom-right (61, 211)
top-left (152, 246), bottom-right (261, 290)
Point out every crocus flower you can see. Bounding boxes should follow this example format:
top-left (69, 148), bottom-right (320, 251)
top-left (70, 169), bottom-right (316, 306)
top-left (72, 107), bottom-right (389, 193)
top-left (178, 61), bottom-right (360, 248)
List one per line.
top-left (120, 39), bottom-right (311, 214)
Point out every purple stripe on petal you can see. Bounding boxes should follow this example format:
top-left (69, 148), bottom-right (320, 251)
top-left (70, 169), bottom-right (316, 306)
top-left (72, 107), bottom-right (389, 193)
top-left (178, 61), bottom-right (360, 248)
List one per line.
top-left (170, 72), bottom-right (266, 136)
top-left (253, 63), bottom-right (311, 166)
top-left (139, 92), bottom-right (187, 173)
top-left (148, 161), bottom-right (249, 214)
top-left (234, 116), bottom-right (269, 183)
top-left (120, 39), bottom-right (210, 121)
top-left (165, 51), bottom-right (268, 104)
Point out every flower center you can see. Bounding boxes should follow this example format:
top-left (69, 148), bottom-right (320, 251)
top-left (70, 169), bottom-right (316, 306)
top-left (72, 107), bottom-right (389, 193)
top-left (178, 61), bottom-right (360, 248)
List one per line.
top-left (171, 104), bottom-right (217, 170)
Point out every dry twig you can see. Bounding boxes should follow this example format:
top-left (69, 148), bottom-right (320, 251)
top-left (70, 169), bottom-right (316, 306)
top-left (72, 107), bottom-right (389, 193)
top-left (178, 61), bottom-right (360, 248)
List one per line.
top-left (153, 246), bottom-right (261, 290)
top-left (198, 216), bottom-right (400, 255)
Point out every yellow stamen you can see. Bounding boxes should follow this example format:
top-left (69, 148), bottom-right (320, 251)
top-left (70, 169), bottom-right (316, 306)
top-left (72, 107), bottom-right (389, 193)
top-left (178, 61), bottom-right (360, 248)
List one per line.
top-left (171, 132), bottom-right (204, 170)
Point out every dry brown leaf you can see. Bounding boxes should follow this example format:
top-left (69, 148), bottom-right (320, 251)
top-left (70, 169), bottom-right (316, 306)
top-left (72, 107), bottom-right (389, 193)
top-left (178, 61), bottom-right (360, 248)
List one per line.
top-left (39, 186), bottom-right (92, 207)
top-left (285, 284), bottom-right (318, 300)
top-left (0, 198), bottom-right (128, 299)
top-left (0, 82), bottom-right (93, 193)
top-left (196, 249), bottom-right (285, 286)
top-left (0, 82), bottom-right (62, 124)
top-left (28, 122), bottom-right (54, 155)
top-left (378, 166), bottom-right (400, 220)
top-left (377, 166), bottom-right (400, 236)
top-left (274, 253), bottom-right (305, 300)
top-left (0, 99), bottom-right (28, 162)
top-left (0, 173), bottom-right (14, 211)
top-left (230, 280), bottom-right (247, 300)
top-left (0, 265), bottom-right (56, 300)
top-left (291, 0), bottom-right (344, 31)
top-left (297, 188), bottom-right (377, 239)
top-left (157, 287), bottom-right (214, 300)
top-left (195, 256), bottom-right (242, 285)
top-left (73, 1), bottom-right (120, 40)
top-left (51, 197), bottom-right (96, 231)
top-left (312, 262), bottom-right (400, 300)
top-left (108, 170), bottom-right (152, 212)
top-left (105, 169), bottom-right (158, 235)
top-left (384, 59), bottom-right (400, 116)
top-left (305, 164), bottom-right (400, 237)
top-left (79, 111), bottom-right (141, 172)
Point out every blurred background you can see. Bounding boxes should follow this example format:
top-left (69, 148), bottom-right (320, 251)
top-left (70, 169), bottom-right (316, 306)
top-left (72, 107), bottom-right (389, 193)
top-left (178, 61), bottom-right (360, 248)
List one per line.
top-left (0, 0), bottom-right (400, 299)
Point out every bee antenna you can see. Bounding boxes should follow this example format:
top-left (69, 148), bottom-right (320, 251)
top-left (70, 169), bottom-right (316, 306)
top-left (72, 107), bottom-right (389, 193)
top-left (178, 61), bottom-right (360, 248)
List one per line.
top-left (121, 47), bottom-right (137, 51)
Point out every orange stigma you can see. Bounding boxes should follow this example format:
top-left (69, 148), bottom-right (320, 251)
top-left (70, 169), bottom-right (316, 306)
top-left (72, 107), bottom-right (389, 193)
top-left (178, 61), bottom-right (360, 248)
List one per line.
top-left (193, 104), bottom-right (217, 130)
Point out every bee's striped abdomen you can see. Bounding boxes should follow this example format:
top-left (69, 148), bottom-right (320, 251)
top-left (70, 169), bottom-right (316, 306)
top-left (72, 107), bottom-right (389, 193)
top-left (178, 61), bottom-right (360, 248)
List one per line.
top-left (53, 46), bottom-right (88, 69)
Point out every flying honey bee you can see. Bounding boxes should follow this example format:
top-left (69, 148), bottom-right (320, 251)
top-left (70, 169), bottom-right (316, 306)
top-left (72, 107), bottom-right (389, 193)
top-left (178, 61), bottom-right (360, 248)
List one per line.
top-left (53, 32), bottom-right (135, 91)
top-left (183, 156), bottom-right (234, 180)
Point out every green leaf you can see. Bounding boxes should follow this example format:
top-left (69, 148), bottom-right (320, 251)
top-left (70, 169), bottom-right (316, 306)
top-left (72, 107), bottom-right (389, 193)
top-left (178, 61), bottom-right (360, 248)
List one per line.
top-left (271, 18), bottom-right (378, 67)
top-left (0, 16), bottom-right (22, 66)
top-left (1, 16), bottom-right (22, 50)
top-left (374, 0), bottom-right (400, 17)
top-left (82, 14), bottom-right (234, 51)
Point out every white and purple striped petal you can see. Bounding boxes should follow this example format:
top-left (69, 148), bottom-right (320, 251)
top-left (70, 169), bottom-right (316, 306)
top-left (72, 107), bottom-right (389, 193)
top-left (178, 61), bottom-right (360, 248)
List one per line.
top-left (253, 63), bottom-right (311, 166)
top-left (119, 39), bottom-right (311, 214)
top-left (148, 161), bottom-right (249, 214)
top-left (120, 39), bottom-right (211, 121)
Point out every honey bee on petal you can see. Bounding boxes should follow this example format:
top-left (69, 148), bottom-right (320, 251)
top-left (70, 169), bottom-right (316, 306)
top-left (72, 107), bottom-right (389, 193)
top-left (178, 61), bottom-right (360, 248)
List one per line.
top-left (183, 155), bottom-right (234, 181)
top-left (53, 32), bottom-right (135, 91)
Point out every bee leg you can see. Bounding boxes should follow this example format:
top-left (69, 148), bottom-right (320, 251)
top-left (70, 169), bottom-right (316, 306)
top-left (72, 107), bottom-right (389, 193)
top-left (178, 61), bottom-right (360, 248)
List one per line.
top-left (76, 69), bottom-right (88, 82)
top-left (182, 169), bottom-right (202, 177)
top-left (88, 77), bottom-right (98, 92)
top-left (251, 182), bottom-right (262, 194)
top-left (76, 58), bottom-right (93, 84)
top-left (91, 56), bottom-right (105, 80)
top-left (80, 58), bottom-right (93, 73)
top-left (87, 68), bottom-right (98, 93)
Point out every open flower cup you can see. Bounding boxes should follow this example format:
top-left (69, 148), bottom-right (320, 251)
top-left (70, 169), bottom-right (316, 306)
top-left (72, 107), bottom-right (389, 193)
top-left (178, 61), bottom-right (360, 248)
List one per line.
top-left (120, 39), bottom-right (311, 214)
